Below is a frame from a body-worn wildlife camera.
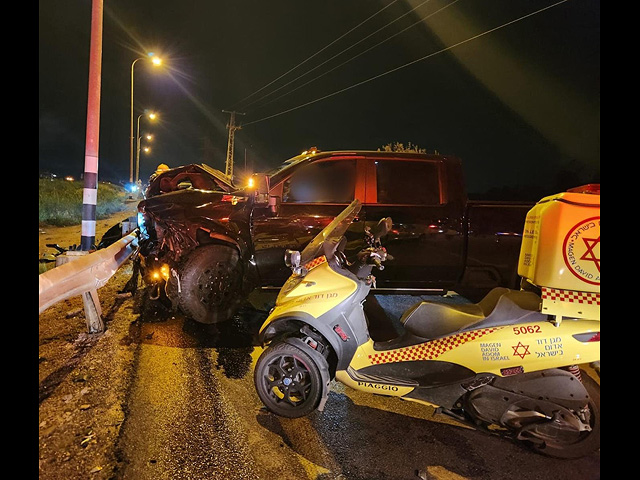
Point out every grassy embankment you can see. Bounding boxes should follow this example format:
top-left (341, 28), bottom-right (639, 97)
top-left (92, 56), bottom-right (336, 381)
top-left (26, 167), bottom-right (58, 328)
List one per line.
top-left (39, 179), bottom-right (130, 273)
top-left (39, 178), bottom-right (128, 226)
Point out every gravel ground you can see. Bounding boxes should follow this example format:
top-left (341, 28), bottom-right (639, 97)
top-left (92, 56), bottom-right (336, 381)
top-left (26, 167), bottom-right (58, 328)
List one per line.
top-left (39, 203), bottom-right (141, 479)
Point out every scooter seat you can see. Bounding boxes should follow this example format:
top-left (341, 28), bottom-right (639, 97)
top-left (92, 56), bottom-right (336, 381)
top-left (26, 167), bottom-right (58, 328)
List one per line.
top-left (401, 287), bottom-right (543, 340)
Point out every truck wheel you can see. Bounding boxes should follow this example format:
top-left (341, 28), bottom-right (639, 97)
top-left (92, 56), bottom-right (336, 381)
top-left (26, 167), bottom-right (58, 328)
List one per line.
top-left (177, 244), bottom-right (242, 324)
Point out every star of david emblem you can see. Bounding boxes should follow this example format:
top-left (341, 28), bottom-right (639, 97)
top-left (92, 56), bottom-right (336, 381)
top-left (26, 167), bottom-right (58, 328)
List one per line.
top-left (580, 236), bottom-right (600, 272)
top-left (511, 342), bottom-right (531, 359)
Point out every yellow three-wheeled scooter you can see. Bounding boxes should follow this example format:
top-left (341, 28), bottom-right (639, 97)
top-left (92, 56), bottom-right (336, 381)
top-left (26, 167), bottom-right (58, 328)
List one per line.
top-left (254, 186), bottom-right (600, 458)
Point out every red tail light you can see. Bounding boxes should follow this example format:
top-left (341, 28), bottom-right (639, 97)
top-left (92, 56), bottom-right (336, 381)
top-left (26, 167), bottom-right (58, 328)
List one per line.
top-left (572, 331), bottom-right (600, 342)
top-left (567, 184), bottom-right (600, 195)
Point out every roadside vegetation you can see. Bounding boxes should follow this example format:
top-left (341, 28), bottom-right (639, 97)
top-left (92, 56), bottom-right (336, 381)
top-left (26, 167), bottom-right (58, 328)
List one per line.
top-left (39, 179), bottom-right (128, 226)
top-left (378, 141), bottom-right (428, 153)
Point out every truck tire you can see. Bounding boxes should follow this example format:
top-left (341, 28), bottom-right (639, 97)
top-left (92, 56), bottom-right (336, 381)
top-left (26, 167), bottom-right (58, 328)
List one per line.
top-left (177, 244), bottom-right (243, 324)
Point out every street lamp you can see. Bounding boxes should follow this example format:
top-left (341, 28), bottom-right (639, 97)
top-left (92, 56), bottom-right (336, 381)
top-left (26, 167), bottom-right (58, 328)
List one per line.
top-left (130, 53), bottom-right (162, 182)
top-left (136, 111), bottom-right (157, 183)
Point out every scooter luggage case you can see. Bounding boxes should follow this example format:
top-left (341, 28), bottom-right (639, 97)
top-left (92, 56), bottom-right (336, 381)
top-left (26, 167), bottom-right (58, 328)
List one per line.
top-left (518, 184), bottom-right (600, 320)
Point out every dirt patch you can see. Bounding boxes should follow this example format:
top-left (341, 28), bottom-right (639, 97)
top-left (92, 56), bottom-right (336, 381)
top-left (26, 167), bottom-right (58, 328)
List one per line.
top-left (39, 201), bottom-right (140, 385)
top-left (39, 264), bottom-right (143, 478)
top-left (39, 201), bottom-right (145, 479)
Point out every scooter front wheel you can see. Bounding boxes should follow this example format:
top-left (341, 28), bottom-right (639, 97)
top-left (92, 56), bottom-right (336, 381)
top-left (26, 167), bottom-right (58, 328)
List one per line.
top-left (254, 341), bottom-right (326, 418)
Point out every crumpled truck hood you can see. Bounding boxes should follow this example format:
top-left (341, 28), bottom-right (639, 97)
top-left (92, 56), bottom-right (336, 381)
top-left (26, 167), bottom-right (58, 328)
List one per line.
top-left (138, 189), bottom-right (250, 262)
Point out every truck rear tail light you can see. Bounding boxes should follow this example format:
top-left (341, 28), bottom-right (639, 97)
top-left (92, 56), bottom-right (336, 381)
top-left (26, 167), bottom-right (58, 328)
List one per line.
top-left (221, 195), bottom-right (241, 205)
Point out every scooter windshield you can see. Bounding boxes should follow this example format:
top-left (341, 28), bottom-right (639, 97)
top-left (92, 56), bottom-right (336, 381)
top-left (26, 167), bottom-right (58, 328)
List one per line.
top-left (299, 199), bottom-right (362, 267)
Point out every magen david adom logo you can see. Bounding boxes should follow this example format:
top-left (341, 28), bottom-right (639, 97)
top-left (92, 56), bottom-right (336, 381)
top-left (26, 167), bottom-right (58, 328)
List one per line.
top-left (562, 216), bottom-right (600, 286)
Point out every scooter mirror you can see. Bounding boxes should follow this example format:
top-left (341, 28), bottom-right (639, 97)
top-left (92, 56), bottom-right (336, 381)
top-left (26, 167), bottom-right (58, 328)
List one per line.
top-left (284, 249), bottom-right (301, 269)
top-left (373, 217), bottom-right (393, 241)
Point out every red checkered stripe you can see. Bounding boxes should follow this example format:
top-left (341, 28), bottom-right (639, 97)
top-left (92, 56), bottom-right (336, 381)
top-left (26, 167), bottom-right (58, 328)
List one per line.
top-left (368, 327), bottom-right (501, 365)
top-left (304, 255), bottom-right (326, 271)
top-left (542, 287), bottom-right (600, 305)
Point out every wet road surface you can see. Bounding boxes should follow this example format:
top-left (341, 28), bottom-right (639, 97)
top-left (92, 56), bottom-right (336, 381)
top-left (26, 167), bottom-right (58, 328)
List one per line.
top-left (114, 292), bottom-right (600, 480)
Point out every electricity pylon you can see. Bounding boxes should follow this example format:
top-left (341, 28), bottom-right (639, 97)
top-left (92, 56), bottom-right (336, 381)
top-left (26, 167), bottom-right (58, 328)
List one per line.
top-left (222, 110), bottom-right (245, 182)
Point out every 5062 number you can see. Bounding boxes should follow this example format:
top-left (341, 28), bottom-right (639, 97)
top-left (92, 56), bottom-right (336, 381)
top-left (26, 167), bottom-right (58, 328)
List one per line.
top-left (513, 325), bottom-right (541, 335)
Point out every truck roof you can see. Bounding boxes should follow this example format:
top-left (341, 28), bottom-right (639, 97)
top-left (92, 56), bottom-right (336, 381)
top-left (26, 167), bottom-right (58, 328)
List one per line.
top-left (267, 149), bottom-right (460, 185)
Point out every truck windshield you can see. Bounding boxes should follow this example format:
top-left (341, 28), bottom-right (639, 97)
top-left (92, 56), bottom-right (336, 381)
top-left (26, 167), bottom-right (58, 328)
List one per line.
top-left (265, 153), bottom-right (317, 185)
top-left (299, 199), bottom-right (361, 266)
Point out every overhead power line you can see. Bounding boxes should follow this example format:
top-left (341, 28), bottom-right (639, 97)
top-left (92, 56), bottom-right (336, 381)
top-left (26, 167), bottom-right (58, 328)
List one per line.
top-left (243, 0), bottom-right (571, 127)
top-left (242, 0), bottom-right (436, 112)
top-left (229, 0), bottom-right (402, 110)
top-left (252, 0), bottom-right (460, 113)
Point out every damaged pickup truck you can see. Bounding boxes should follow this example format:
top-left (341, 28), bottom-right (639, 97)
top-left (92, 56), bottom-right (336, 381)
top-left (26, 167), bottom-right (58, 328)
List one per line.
top-left (135, 150), bottom-right (534, 324)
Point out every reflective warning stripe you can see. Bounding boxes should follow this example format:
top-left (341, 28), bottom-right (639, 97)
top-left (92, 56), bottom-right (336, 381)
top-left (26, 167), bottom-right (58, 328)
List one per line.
top-left (368, 327), bottom-right (501, 365)
top-left (541, 287), bottom-right (600, 305)
top-left (304, 255), bottom-right (326, 271)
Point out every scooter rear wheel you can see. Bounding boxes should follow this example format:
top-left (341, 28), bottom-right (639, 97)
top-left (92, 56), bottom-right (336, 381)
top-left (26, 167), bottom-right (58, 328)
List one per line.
top-left (254, 341), bottom-right (326, 418)
top-left (530, 369), bottom-right (600, 459)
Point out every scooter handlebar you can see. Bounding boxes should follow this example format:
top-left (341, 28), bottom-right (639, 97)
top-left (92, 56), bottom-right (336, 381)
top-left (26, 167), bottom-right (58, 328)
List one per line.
top-left (356, 247), bottom-right (388, 269)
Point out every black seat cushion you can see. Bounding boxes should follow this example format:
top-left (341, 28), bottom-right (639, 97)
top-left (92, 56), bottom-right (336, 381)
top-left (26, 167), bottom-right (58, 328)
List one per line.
top-left (401, 288), bottom-right (543, 340)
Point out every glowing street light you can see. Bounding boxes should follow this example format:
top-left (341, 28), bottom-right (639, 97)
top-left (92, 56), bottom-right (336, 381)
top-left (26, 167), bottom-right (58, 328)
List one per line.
top-left (130, 52), bottom-right (163, 182)
top-left (136, 111), bottom-right (157, 183)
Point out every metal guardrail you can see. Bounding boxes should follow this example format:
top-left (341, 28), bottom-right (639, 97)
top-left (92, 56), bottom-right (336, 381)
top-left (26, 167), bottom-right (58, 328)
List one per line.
top-left (39, 230), bottom-right (139, 332)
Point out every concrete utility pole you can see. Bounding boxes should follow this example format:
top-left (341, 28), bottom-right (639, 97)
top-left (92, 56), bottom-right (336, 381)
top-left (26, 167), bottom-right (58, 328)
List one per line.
top-left (222, 110), bottom-right (245, 182)
top-left (78, 0), bottom-right (105, 333)
top-left (81, 0), bottom-right (103, 252)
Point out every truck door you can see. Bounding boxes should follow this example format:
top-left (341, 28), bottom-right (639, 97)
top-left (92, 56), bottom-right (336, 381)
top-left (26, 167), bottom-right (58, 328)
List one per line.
top-left (362, 157), bottom-right (464, 291)
top-left (252, 157), bottom-right (366, 287)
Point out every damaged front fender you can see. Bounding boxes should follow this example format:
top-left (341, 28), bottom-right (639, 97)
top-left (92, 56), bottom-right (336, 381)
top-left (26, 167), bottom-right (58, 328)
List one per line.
top-left (140, 190), bottom-right (251, 262)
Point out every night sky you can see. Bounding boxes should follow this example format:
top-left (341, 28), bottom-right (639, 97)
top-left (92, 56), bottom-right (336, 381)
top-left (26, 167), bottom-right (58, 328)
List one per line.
top-left (39, 0), bottom-right (599, 197)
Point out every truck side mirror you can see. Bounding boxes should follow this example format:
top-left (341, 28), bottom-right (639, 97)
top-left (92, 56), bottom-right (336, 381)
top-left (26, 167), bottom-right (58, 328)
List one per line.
top-left (249, 173), bottom-right (270, 204)
top-left (268, 195), bottom-right (281, 216)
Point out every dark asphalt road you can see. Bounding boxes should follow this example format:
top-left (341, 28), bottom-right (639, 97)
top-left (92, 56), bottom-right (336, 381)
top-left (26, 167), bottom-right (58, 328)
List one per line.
top-left (112, 291), bottom-right (600, 480)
